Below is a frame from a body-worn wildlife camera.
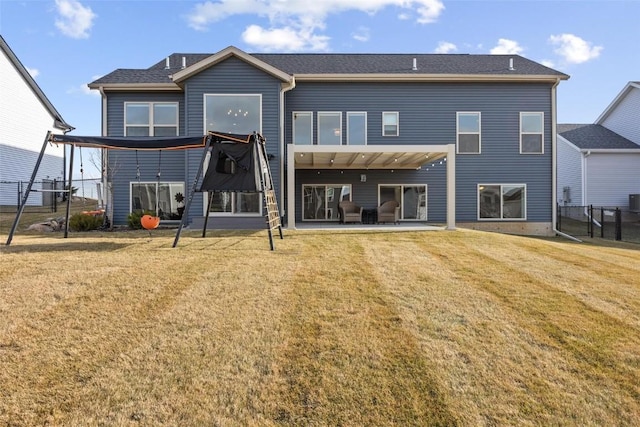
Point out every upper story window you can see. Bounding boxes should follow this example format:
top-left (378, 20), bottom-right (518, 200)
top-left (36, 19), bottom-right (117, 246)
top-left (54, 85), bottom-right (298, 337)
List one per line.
top-left (347, 112), bottom-right (367, 145)
top-left (478, 184), bottom-right (526, 220)
top-left (520, 112), bottom-right (544, 154)
top-left (382, 112), bottom-right (399, 136)
top-left (293, 112), bottom-right (313, 145)
top-left (457, 112), bottom-right (481, 154)
top-left (125, 102), bottom-right (178, 136)
top-left (318, 112), bottom-right (342, 145)
top-left (205, 94), bottom-right (261, 134)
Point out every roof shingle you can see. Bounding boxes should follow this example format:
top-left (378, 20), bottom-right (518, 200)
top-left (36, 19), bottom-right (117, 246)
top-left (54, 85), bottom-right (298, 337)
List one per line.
top-left (558, 124), bottom-right (640, 149)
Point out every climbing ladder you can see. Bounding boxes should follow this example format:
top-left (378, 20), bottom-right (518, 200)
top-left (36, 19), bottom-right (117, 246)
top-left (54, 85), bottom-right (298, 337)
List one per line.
top-left (255, 137), bottom-right (283, 250)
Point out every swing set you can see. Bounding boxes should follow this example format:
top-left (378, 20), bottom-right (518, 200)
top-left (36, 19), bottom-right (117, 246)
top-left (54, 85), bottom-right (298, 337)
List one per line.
top-left (5, 131), bottom-right (283, 249)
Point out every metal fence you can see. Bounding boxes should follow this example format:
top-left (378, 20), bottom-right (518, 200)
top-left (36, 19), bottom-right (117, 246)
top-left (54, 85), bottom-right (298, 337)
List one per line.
top-left (0, 178), bottom-right (101, 213)
top-left (557, 204), bottom-right (640, 244)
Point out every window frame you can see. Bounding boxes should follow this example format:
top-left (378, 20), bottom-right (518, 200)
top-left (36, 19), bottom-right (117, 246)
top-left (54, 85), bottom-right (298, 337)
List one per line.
top-left (456, 112), bottom-right (481, 154)
top-left (477, 183), bottom-right (527, 221)
top-left (292, 111), bottom-right (313, 145)
top-left (378, 184), bottom-right (428, 221)
top-left (301, 184), bottom-right (352, 221)
top-left (317, 112), bottom-right (342, 145)
top-left (382, 111), bottom-right (399, 136)
top-left (346, 111), bottom-right (367, 145)
top-left (520, 112), bottom-right (544, 154)
top-left (203, 93), bottom-right (262, 135)
top-left (130, 181), bottom-right (185, 221)
top-left (124, 102), bottom-right (179, 137)
top-left (205, 191), bottom-right (263, 217)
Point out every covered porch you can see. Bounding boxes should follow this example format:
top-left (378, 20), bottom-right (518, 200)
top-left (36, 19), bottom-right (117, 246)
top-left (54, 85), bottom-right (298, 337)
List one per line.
top-left (285, 144), bottom-right (456, 229)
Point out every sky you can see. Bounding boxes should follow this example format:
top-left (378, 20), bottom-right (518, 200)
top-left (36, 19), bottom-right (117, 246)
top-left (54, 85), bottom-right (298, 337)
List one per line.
top-left (1, 0), bottom-right (639, 179)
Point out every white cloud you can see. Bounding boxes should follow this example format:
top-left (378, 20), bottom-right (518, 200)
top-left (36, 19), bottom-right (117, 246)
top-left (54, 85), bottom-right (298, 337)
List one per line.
top-left (541, 59), bottom-right (555, 68)
top-left (434, 41), bottom-right (457, 54)
top-left (186, 0), bottom-right (444, 51)
top-left (490, 38), bottom-right (524, 55)
top-left (54, 0), bottom-right (96, 39)
top-left (548, 33), bottom-right (602, 64)
top-left (352, 26), bottom-right (370, 42)
top-left (26, 67), bottom-right (40, 78)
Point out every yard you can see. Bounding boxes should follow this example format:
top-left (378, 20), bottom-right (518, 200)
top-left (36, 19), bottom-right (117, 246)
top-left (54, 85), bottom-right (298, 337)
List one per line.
top-left (1, 223), bottom-right (639, 425)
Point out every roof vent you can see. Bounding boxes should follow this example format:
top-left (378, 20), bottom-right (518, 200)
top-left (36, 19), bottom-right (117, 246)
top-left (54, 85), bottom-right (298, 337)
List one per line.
top-left (508, 57), bottom-right (515, 71)
top-left (181, 56), bottom-right (186, 69)
top-left (164, 57), bottom-right (170, 70)
top-left (412, 57), bottom-right (418, 71)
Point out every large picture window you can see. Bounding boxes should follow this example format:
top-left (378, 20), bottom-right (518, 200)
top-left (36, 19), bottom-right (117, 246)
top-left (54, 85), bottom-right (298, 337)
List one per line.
top-left (125, 102), bottom-right (178, 136)
top-left (520, 112), bottom-right (544, 154)
top-left (478, 184), bottom-right (526, 220)
top-left (302, 184), bottom-right (351, 220)
top-left (347, 112), bottom-right (367, 145)
top-left (457, 112), bottom-right (481, 154)
top-left (131, 182), bottom-right (185, 220)
top-left (208, 192), bottom-right (261, 215)
top-left (205, 94), bottom-right (261, 134)
top-left (293, 112), bottom-right (313, 145)
top-left (379, 184), bottom-right (427, 220)
top-left (318, 112), bottom-right (342, 145)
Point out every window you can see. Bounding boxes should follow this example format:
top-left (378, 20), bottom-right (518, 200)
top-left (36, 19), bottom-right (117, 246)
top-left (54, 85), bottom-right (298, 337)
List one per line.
top-left (457, 112), bottom-right (481, 154)
top-left (208, 192), bottom-right (261, 215)
top-left (347, 112), bottom-right (367, 145)
top-left (478, 184), bottom-right (526, 220)
top-left (520, 112), bottom-right (544, 154)
top-left (318, 112), bottom-right (342, 145)
top-left (379, 184), bottom-right (427, 220)
top-left (205, 94), bottom-right (261, 134)
top-left (293, 112), bottom-right (313, 145)
top-left (382, 112), bottom-right (399, 136)
top-left (125, 102), bottom-right (178, 136)
top-left (302, 185), bottom-right (351, 220)
top-left (131, 182), bottom-right (185, 220)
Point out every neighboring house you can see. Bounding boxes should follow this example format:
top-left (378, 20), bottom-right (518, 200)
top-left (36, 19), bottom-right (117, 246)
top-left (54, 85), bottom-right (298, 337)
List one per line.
top-left (0, 35), bottom-right (73, 206)
top-left (557, 82), bottom-right (640, 209)
top-left (88, 46), bottom-right (568, 235)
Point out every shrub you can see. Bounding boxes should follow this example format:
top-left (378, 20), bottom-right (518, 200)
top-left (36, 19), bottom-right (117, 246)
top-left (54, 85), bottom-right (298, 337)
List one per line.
top-left (69, 213), bottom-right (103, 232)
top-left (127, 210), bottom-right (155, 229)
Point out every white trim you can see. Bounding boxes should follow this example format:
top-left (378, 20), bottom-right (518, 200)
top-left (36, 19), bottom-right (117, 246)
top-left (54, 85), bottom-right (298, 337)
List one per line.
top-left (204, 191), bottom-right (263, 217)
top-left (377, 183), bottom-right (428, 221)
top-left (477, 183), bottom-right (527, 221)
top-left (301, 183), bottom-right (352, 221)
top-left (203, 93), bottom-right (262, 135)
top-left (456, 111), bottom-right (481, 154)
top-left (520, 112), bottom-right (544, 154)
top-left (346, 111), bottom-right (367, 145)
top-left (124, 101), bottom-right (179, 136)
top-left (317, 111), bottom-right (342, 145)
top-left (595, 81), bottom-right (640, 124)
top-left (382, 111), bottom-right (399, 136)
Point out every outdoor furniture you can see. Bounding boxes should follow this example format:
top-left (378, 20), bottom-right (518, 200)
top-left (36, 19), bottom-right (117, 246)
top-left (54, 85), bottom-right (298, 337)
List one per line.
top-left (377, 200), bottom-right (400, 224)
top-left (339, 200), bottom-right (363, 223)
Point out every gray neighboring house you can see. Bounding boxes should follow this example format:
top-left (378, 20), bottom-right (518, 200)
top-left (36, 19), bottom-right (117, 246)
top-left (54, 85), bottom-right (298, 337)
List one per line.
top-left (0, 35), bottom-right (73, 206)
top-left (88, 46), bottom-right (569, 235)
top-left (557, 82), bottom-right (640, 209)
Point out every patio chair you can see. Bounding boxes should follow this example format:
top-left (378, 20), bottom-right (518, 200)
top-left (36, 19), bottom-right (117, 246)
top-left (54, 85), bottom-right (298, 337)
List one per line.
top-left (377, 200), bottom-right (400, 224)
top-left (338, 200), bottom-right (363, 223)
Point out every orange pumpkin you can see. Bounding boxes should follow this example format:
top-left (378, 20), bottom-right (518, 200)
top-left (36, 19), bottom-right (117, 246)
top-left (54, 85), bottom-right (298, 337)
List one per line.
top-left (141, 214), bottom-right (160, 230)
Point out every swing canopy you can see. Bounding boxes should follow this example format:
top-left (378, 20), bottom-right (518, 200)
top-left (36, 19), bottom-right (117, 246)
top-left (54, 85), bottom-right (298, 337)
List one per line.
top-left (48, 132), bottom-right (257, 150)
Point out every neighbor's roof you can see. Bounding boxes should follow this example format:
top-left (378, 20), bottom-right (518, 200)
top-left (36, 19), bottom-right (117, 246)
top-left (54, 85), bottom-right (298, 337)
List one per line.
top-left (90, 46), bottom-right (568, 87)
top-left (0, 35), bottom-right (73, 131)
top-left (558, 124), bottom-right (640, 150)
top-left (595, 81), bottom-right (640, 124)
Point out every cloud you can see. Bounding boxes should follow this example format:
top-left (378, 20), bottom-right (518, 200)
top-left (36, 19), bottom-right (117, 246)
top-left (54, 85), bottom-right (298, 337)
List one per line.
top-left (186, 0), bottom-right (444, 51)
top-left (26, 67), bottom-right (40, 78)
top-left (434, 41), bottom-right (457, 54)
top-left (54, 0), bottom-right (96, 39)
top-left (548, 33), bottom-right (602, 64)
top-left (490, 38), bottom-right (523, 55)
top-left (540, 59), bottom-right (555, 68)
top-left (352, 26), bottom-right (370, 42)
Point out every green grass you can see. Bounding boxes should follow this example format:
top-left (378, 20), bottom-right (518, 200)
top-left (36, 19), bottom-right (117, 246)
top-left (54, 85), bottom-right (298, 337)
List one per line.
top-left (1, 227), bottom-right (639, 426)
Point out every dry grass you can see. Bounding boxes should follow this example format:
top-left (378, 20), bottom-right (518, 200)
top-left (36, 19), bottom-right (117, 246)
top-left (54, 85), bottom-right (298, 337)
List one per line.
top-left (1, 225), bottom-right (639, 426)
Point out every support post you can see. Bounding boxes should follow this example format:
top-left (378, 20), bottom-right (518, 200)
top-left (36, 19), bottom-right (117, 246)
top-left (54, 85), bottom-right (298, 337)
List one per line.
top-left (6, 132), bottom-right (52, 246)
top-left (446, 144), bottom-right (456, 230)
top-left (64, 145), bottom-right (75, 238)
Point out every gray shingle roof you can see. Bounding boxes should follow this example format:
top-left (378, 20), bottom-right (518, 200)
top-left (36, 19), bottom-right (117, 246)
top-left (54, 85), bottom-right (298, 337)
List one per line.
top-left (91, 50), bottom-right (568, 85)
top-left (558, 124), bottom-right (640, 149)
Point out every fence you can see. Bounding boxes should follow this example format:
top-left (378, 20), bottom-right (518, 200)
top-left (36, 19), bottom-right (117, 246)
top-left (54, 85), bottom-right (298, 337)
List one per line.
top-left (557, 204), bottom-right (640, 244)
top-left (0, 178), bottom-right (101, 213)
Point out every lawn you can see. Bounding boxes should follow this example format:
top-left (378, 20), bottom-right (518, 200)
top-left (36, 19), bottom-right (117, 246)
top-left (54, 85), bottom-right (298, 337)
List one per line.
top-left (1, 225), bottom-right (639, 426)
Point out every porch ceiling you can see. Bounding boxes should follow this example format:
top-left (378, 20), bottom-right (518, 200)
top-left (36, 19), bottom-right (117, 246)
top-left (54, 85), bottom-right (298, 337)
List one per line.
top-left (291, 144), bottom-right (449, 170)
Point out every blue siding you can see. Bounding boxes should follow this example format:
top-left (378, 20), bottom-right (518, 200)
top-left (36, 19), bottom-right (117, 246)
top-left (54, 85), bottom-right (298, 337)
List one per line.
top-left (286, 81), bottom-right (554, 223)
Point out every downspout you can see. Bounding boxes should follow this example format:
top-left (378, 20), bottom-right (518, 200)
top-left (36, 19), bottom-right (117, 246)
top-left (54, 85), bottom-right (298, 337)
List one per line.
top-left (280, 76), bottom-right (296, 225)
top-left (99, 86), bottom-right (111, 223)
top-left (551, 78), bottom-right (581, 242)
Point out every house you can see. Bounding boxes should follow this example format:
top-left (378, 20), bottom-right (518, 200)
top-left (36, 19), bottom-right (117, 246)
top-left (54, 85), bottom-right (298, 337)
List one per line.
top-left (88, 46), bottom-right (568, 235)
top-left (557, 82), bottom-right (640, 209)
top-left (0, 35), bottom-right (73, 206)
